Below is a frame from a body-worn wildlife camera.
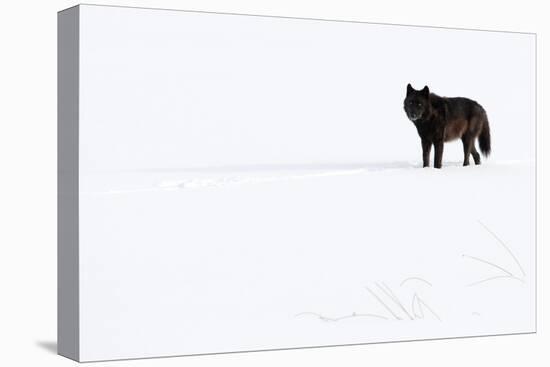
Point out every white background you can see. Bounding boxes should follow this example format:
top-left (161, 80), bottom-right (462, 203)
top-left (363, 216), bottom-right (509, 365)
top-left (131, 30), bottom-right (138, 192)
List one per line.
top-left (0, 0), bottom-right (546, 366)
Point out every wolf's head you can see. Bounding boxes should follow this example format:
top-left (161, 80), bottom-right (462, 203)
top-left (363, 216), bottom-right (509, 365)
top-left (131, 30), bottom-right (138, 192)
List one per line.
top-left (404, 84), bottom-right (430, 122)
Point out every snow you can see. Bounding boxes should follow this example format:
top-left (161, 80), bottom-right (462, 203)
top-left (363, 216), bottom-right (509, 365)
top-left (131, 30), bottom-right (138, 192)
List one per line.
top-left (81, 160), bottom-right (524, 193)
top-left (73, 5), bottom-right (535, 360)
top-left (79, 159), bottom-right (535, 358)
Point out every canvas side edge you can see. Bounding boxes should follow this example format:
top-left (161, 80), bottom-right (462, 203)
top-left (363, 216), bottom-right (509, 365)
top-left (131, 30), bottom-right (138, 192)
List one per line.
top-left (58, 5), bottom-right (80, 362)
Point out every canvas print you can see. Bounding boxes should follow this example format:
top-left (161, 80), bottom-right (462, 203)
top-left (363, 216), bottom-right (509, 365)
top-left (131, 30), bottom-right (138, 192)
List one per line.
top-left (58, 4), bottom-right (536, 362)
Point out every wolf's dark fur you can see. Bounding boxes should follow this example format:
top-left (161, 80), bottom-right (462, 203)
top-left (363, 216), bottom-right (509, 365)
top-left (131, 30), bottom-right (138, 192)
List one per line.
top-left (403, 84), bottom-right (491, 168)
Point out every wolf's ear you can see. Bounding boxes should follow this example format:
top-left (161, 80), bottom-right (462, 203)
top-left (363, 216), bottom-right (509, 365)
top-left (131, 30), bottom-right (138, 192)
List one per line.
top-left (407, 83), bottom-right (413, 95)
top-left (422, 86), bottom-right (430, 96)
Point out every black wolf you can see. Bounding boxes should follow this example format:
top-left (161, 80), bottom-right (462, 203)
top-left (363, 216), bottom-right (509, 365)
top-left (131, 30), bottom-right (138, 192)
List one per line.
top-left (403, 84), bottom-right (491, 168)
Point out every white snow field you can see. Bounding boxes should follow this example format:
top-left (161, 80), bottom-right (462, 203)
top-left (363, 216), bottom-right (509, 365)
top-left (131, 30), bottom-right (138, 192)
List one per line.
top-left (78, 159), bottom-right (535, 359)
top-left (62, 4), bottom-right (535, 362)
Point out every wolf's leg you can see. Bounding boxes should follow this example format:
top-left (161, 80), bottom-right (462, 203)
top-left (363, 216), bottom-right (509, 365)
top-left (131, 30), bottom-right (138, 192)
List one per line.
top-left (462, 137), bottom-right (474, 166)
top-left (471, 146), bottom-right (481, 165)
top-left (421, 139), bottom-right (432, 167)
top-left (434, 140), bottom-right (444, 169)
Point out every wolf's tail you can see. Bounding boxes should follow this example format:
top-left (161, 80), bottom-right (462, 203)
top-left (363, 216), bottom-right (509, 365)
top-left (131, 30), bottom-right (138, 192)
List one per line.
top-left (478, 112), bottom-right (491, 157)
